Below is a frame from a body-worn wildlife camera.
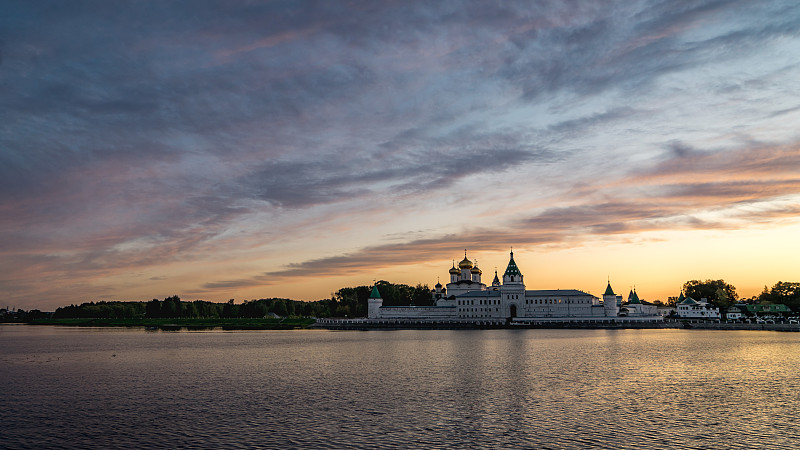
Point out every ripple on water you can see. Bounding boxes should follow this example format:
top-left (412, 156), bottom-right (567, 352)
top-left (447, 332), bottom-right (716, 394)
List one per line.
top-left (2, 327), bottom-right (800, 449)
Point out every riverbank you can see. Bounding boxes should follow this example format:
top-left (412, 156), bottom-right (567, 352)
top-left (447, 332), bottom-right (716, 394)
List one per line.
top-left (313, 318), bottom-right (800, 331)
top-left (14, 318), bottom-right (800, 332)
top-left (24, 317), bottom-right (316, 330)
top-left (682, 321), bottom-right (800, 331)
top-left (313, 318), bottom-right (678, 330)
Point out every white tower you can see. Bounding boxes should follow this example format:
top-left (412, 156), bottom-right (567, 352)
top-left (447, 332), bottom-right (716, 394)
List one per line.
top-left (368, 285), bottom-right (383, 319)
top-left (603, 281), bottom-right (618, 317)
top-left (500, 250), bottom-right (525, 319)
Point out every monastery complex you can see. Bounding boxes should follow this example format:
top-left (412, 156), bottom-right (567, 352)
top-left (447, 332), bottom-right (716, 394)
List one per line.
top-left (367, 250), bottom-right (662, 324)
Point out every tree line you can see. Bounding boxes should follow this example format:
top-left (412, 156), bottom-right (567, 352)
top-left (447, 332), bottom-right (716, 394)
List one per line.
top-left (48, 280), bottom-right (432, 320)
top-left (53, 296), bottom-right (329, 319)
top-left (675, 279), bottom-right (800, 311)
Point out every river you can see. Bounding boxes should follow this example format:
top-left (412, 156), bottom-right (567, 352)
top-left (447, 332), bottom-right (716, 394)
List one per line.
top-left (2, 325), bottom-right (798, 448)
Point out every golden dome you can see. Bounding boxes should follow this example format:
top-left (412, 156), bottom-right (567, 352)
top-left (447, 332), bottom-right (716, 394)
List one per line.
top-left (449, 262), bottom-right (460, 274)
top-left (458, 250), bottom-right (473, 269)
top-left (471, 264), bottom-right (482, 274)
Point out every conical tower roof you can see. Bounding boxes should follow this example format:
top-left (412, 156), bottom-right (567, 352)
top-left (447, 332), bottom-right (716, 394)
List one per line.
top-left (369, 285), bottom-right (381, 299)
top-left (628, 288), bottom-right (641, 304)
top-left (604, 281), bottom-right (615, 296)
top-left (503, 250), bottom-right (521, 277)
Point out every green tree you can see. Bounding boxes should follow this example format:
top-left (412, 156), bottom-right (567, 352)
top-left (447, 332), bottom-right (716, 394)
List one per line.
top-left (222, 299), bottom-right (239, 318)
top-left (146, 299), bottom-right (161, 318)
top-left (682, 280), bottom-right (738, 307)
top-left (270, 299), bottom-right (288, 317)
top-left (714, 287), bottom-right (732, 309)
top-left (761, 281), bottom-right (800, 311)
top-left (161, 297), bottom-right (177, 318)
top-left (183, 301), bottom-right (198, 318)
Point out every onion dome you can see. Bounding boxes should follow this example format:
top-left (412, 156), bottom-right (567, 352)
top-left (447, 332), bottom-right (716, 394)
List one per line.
top-left (449, 261), bottom-right (460, 275)
top-left (435, 280), bottom-right (442, 289)
top-left (458, 250), bottom-right (473, 270)
top-left (471, 260), bottom-right (482, 274)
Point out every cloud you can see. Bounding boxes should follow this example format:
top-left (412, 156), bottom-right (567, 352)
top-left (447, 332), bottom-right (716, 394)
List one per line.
top-left (643, 141), bottom-right (800, 181)
top-left (3, 1), bottom-right (800, 308)
top-left (208, 138), bottom-right (800, 287)
top-left (242, 135), bottom-right (552, 207)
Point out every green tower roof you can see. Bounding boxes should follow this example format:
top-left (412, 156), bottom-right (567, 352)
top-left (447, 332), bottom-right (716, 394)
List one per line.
top-left (604, 282), bottom-right (615, 296)
top-left (369, 285), bottom-right (381, 299)
top-left (503, 251), bottom-right (522, 277)
top-left (628, 289), bottom-right (641, 304)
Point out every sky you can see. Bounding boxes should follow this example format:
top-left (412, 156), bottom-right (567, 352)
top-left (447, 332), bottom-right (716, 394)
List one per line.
top-left (2, 0), bottom-right (800, 311)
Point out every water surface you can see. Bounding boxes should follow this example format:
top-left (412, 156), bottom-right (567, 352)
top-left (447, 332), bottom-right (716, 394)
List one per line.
top-left (2, 325), bottom-right (798, 448)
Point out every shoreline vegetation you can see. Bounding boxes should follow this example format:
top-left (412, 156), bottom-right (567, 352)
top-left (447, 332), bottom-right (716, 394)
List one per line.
top-left (26, 317), bottom-right (316, 330)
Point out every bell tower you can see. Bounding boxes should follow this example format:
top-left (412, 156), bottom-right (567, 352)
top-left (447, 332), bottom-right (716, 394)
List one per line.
top-left (500, 249), bottom-right (525, 319)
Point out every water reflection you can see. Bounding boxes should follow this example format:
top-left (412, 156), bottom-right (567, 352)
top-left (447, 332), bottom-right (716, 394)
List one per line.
top-left (2, 326), bottom-right (799, 448)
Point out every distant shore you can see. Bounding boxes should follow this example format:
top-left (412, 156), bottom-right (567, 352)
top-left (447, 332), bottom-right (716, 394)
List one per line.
top-left (9, 318), bottom-right (800, 332)
top-left (22, 317), bottom-right (316, 330)
top-left (313, 318), bottom-right (800, 331)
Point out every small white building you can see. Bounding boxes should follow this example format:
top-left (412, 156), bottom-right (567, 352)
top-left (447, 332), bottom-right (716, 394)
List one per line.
top-left (725, 305), bottom-right (744, 321)
top-left (676, 293), bottom-right (720, 319)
